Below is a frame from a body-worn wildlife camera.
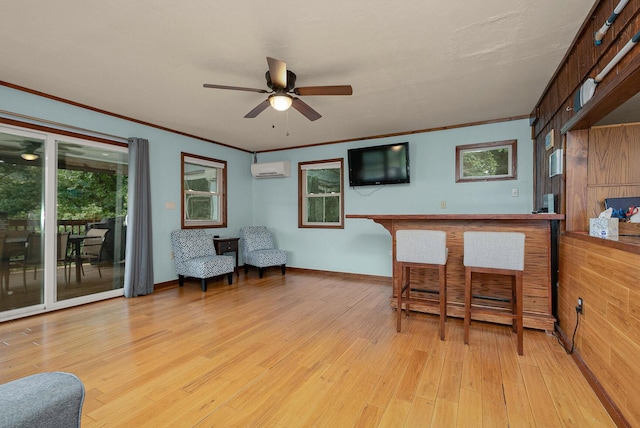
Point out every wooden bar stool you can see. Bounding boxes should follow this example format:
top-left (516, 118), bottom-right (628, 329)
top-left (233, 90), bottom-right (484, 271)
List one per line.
top-left (463, 231), bottom-right (526, 355)
top-left (396, 230), bottom-right (448, 340)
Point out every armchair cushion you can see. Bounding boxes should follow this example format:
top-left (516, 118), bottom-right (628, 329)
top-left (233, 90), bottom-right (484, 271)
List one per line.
top-left (188, 235), bottom-right (218, 259)
top-left (0, 372), bottom-right (85, 428)
top-left (245, 249), bottom-right (287, 268)
top-left (184, 256), bottom-right (234, 279)
top-left (245, 232), bottom-right (274, 252)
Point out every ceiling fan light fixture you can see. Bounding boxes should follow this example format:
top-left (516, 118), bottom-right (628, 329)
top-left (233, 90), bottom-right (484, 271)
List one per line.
top-left (269, 94), bottom-right (293, 111)
top-left (21, 152), bottom-right (39, 161)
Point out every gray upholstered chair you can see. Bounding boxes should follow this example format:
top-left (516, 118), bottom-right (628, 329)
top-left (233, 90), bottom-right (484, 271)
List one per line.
top-left (0, 372), bottom-right (85, 427)
top-left (463, 231), bottom-right (526, 355)
top-left (240, 226), bottom-right (287, 278)
top-left (170, 229), bottom-right (235, 291)
top-left (396, 229), bottom-right (448, 339)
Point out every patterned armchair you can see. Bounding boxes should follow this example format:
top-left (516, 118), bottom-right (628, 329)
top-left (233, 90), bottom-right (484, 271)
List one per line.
top-left (170, 229), bottom-right (235, 291)
top-left (240, 226), bottom-right (287, 278)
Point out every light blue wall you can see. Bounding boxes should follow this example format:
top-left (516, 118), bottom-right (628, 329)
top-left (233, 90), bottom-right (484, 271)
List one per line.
top-left (1, 86), bottom-right (532, 281)
top-left (0, 86), bottom-right (254, 284)
top-left (252, 119), bottom-right (533, 277)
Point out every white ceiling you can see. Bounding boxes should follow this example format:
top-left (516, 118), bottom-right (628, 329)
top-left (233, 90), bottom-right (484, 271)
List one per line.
top-left (0, 1), bottom-right (595, 152)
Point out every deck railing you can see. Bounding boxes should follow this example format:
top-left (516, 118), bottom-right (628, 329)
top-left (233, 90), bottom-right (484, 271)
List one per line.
top-left (4, 219), bottom-right (97, 235)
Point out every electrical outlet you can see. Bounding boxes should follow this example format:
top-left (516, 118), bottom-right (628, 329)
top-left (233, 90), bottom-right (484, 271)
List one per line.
top-left (440, 200), bottom-right (446, 209)
top-left (576, 297), bottom-right (583, 314)
top-left (511, 188), bottom-right (519, 197)
top-left (170, 251), bottom-right (174, 259)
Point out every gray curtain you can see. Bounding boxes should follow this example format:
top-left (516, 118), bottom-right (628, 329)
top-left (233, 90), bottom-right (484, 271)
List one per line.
top-left (124, 137), bottom-right (154, 297)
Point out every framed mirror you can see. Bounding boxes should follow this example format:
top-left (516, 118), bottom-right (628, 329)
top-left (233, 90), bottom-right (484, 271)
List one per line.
top-left (455, 139), bottom-right (517, 183)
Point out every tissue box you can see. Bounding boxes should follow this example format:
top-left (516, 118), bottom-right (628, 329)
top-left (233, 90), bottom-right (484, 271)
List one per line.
top-left (589, 218), bottom-right (619, 239)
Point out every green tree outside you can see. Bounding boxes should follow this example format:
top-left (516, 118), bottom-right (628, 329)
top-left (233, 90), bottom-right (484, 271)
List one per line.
top-left (0, 162), bottom-right (127, 225)
top-left (462, 148), bottom-right (509, 177)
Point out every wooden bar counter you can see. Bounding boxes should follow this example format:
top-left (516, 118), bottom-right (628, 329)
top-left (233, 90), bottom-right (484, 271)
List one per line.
top-left (346, 214), bottom-right (564, 331)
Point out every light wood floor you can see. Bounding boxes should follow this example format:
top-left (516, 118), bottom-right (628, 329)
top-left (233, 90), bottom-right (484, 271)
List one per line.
top-left (0, 270), bottom-right (614, 427)
top-left (1, 264), bottom-right (124, 312)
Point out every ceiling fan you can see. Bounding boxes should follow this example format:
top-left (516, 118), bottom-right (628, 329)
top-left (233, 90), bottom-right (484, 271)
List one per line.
top-left (203, 57), bottom-right (353, 121)
top-left (0, 140), bottom-right (44, 161)
top-left (20, 142), bottom-right (41, 160)
top-left (1, 139), bottom-right (83, 161)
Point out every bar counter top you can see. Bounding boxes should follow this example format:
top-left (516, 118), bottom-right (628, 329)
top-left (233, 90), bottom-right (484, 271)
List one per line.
top-left (346, 213), bottom-right (564, 221)
top-left (347, 213), bottom-right (564, 331)
top-left (563, 231), bottom-right (640, 255)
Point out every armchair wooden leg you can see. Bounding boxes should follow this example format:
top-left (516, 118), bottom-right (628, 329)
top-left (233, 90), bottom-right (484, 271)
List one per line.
top-left (244, 264), bottom-right (249, 274)
top-left (281, 264), bottom-right (286, 275)
top-left (259, 268), bottom-right (264, 278)
top-left (227, 273), bottom-right (233, 285)
top-left (178, 275), bottom-right (185, 287)
top-left (201, 278), bottom-right (207, 292)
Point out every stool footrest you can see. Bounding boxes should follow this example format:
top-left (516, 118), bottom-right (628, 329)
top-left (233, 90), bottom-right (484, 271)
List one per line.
top-left (468, 306), bottom-right (518, 320)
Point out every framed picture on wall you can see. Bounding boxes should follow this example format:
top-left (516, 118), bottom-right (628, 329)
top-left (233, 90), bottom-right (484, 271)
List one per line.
top-left (545, 129), bottom-right (554, 151)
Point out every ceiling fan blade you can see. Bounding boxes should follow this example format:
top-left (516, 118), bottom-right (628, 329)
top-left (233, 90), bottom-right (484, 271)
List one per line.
top-left (244, 100), bottom-right (271, 118)
top-left (294, 85), bottom-right (353, 96)
top-left (203, 83), bottom-right (268, 94)
top-left (266, 57), bottom-right (287, 89)
top-left (291, 98), bottom-right (322, 121)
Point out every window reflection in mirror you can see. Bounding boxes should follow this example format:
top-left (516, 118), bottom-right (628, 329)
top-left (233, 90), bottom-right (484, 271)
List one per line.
top-left (455, 139), bottom-right (517, 183)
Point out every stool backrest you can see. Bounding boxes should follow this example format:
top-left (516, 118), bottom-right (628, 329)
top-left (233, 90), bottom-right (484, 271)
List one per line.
top-left (396, 230), bottom-right (447, 265)
top-left (463, 231), bottom-right (525, 271)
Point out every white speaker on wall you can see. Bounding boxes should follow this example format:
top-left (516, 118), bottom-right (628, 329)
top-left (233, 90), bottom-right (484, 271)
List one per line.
top-left (549, 149), bottom-right (563, 177)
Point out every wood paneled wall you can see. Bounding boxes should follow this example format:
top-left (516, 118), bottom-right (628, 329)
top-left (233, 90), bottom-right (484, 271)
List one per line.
top-left (559, 235), bottom-right (640, 427)
top-left (564, 122), bottom-right (640, 231)
top-left (531, 1), bottom-right (640, 215)
top-left (535, 4), bottom-right (640, 425)
top-left (559, 95), bottom-right (640, 428)
top-left (588, 124), bottom-right (640, 186)
top-left (564, 129), bottom-right (589, 231)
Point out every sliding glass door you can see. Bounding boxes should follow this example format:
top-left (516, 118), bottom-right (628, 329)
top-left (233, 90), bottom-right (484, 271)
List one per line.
top-left (56, 139), bottom-right (128, 301)
top-left (0, 125), bottom-right (128, 320)
top-left (0, 129), bottom-right (44, 313)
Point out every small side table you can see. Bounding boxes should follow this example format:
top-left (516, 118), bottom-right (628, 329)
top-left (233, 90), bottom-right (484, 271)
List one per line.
top-left (213, 237), bottom-right (240, 275)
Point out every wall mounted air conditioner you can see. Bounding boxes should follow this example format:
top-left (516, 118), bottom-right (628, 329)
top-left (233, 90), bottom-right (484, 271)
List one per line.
top-left (250, 161), bottom-right (291, 178)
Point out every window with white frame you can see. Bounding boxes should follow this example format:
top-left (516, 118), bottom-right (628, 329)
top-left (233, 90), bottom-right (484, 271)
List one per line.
top-left (298, 159), bottom-right (344, 228)
top-left (182, 153), bottom-right (227, 228)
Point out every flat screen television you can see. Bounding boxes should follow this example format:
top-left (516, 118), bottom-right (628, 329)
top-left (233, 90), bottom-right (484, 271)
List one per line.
top-left (347, 142), bottom-right (410, 186)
